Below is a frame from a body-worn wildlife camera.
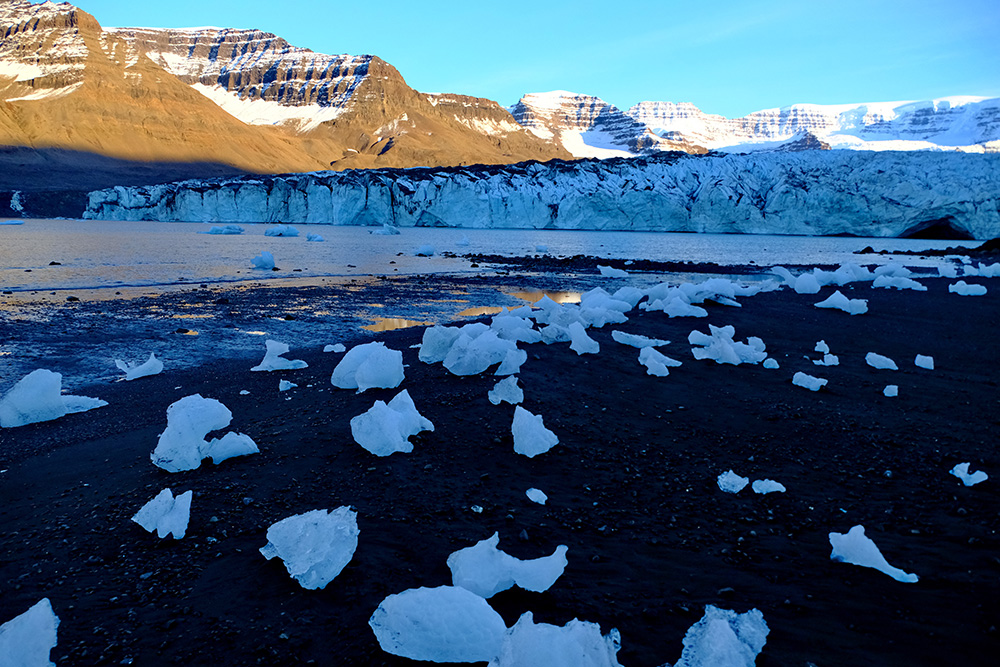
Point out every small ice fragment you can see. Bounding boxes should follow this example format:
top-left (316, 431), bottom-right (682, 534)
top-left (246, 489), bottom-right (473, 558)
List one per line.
top-left (306, 233), bottom-right (325, 242)
top-left (0, 369), bottom-right (106, 428)
top-left (456, 235), bottom-right (471, 247)
top-left (948, 280), bottom-right (987, 296)
top-left (751, 479), bottom-right (786, 494)
top-left (251, 340), bottom-right (308, 372)
top-left (264, 224), bottom-right (298, 237)
top-left (814, 340), bottom-right (830, 354)
top-left (415, 244), bottom-right (436, 256)
top-left (204, 224), bottom-right (244, 235)
top-left (717, 470), bottom-right (749, 493)
top-left (489, 612), bottom-right (622, 667)
top-left (239, 390), bottom-right (250, 395)
top-left (327, 343), bottom-right (346, 353)
top-left (638, 346), bottom-right (679, 376)
top-left (814, 290), bottom-right (868, 315)
top-left (369, 586), bottom-right (507, 662)
top-left (883, 385), bottom-right (898, 397)
top-left (873, 275), bottom-right (927, 291)
top-left (331, 342), bottom-right (405, 391)
top-left (132, 488), bottom-right (192, 539)
top-left (762, 358), bottom-right (779, 369)
top-left (0, 598), bottom-right (60, 666)
top-left (350, 389), bottom-right (434, 456)
top-left (526, 488), bottom-right (547, 505)
top-left (792, 372), bottom-right (827, 391)
top-left (471, 505), bottom-right (483, 513)
top-left (611, 330), bottom-right (669, 348)
top-left (151, 394), bottom-right (258, 472)
top-left (260, 507), bottom-right (359, 590)
top-left (115, 352), bottom-right (164, 380)
top-left (447, 532), bottom-right (568, 598)
top-left (914, 354), bottom-right (934, 370)
top-left (489, 376), bottom-right (524, 405)
top-left (866, 352), bottom-right (898, 370)
top-left (512, 406), bottom-right (559, 457)
top-left (829, 525), bottom-right (918, 583)
top-left (597, 265), bottom-right (629, 278)
top-left (279, 380), bottom-right (297, 392)
top-left (950, 462), bottom-right (987, 486)
top-left (812, 353), bottom-right (839, 366)
top-left (251, 251), bottom-right (275, 269)
top-left (371, 223), bottom-right (400, 235)
top-left (793, 273), bottom-right (821, 294)
top-left (673, 605), bottom-right (769, 667)
top-left (535, 244), bottom-right (548, 253)
top-left (567, 322), bottom-right (599, 355)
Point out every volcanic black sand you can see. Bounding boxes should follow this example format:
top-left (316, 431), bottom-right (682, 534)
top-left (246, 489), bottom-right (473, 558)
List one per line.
top-left (1, 272), bottom-right (998, 666)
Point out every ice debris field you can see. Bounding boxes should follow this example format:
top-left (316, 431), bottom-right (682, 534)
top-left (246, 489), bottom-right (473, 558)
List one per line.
top-left (1, 257), bottom-right (996, 665)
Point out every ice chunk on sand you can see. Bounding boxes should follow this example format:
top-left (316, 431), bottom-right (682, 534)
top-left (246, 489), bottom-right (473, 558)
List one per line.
top-left (203, 224), bottom-right (244, 235)
top-left (568, 322), bottom-right (599, 355)
top-left (883, 385), bottom-right (898, 397)
top-left (597, 265), bottom-right (629, 278)
top-left (489, 377), bottom-right (524, 405)
top-left (717, 470), bottom-right (749, 493)
top-left (251, 339), bottom-right (308, 371)
top-left (415, 244), bottom-right (436, 256)
top-left (873, 275), bottom-right (927, 291)
top-left (489, 612), bottom-right (622, 667)
top-left (814, 290), bottom-right (868, 315)
top-left (937, 264), bottom-right (958, 278)
top-left (689, 325), bottom-right (766, 365)
top-left (491, 311), bottom-right (542, 344)
top-left (914, 354), bottom-right (934, 370)
top-left (0, 598), bottom-right (60, 667)
top-left (306, 233), bottom-right (325, 242)
top-left (115, 352), bottom-right (164, 380)
top-left (813, 354), bottom-right (839, 366)
top-left (369, 585), bottom-right (507, 663)
top-left (829, 525), bottom-right (918, 583)
top-left (535, 244), bottom-right (549, 253)
top-left (132, 488), bottom-right (192, 539)
top-left (793, 273), bottom-right (821, 294)
top-left (762, 358), bottom-right (779, 369)
top-left (279, 380), bottom-right (297, 392)
top-left (815, 340), bottom-right (830, 354)
top-left (866, 352), bottom-right (898, 370)
top-left (512, 406), bottom-right (559, 457)
top-left (792, 372), bottom-right (827, 392)
top-left (950, 462), bottom-right (987, 486)
top-left (251, 251), bottom-right (275, 270)
top-left (448, 532), bottom-right (568, 598)
top-left (751, 480), bottom-right (786, 494)
top-left (444, 329), bottom-right (521, 376)
top-left (332, 342), bottom-right (405, 391)
top-left (611, 330), bottom-right (669, 348)
top-left (673, 605), bottom-right (769, 667)
top-left (456, 235), bottom-right (471, 247)
top-left (151, 394), bottom-right (258, 472)
top-left (0, 369), bottom-right (107, 428)
top-left (526, 488), bottom-right (547, 505)
top-left (420, 325), bottom-right (466, 363)
top-left (638, 347), bottom-right (681, 376)
top-left (260, 507), bottom-right (359, 590)
top-left (264, 224), bottom-right (299, 237)
top-left (350, 389), bottom-right (434, 456)
top-left (495, 347), bottom-right (528, 376)
top-left (948, 280), bottom-right (987, 296)
top-left (324, 343), bottom-right (346, 353)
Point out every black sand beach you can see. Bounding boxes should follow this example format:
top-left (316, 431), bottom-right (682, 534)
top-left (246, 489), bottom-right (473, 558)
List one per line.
top-left (1, 271), bottom-right (998, 666)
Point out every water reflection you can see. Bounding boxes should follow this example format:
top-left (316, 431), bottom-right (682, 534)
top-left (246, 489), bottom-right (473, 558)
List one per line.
top-left (509, 290), bottom-right (581, 304)
top-left (456, 306), bottom-right (504, 318)
top-left (362, 317), bottom-right (433, 332)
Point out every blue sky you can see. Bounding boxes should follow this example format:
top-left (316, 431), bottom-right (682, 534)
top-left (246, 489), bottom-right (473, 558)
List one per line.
top-left (83, 0), bottom-right (999, 117)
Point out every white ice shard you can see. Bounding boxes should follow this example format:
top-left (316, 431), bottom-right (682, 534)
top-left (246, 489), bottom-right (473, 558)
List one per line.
top-left (597, 265), bottom-right (629, 278)
top-left (132, 488), bottom-right (192, 539)
top-left (717, 470), bottom-right (749, 493)
top-left (203, 224), bottom-right (244, 234)
top-left (0, 369), bottom-right (107, 428)
top-left (950, 462), bottom-right (988, 486)
top-left (793, 273), bottom-right (822, 294)
top-left (751, 479), bottom-right (786, 494)
top-left (0, 598), bottom-right (60, 667)
top-left (371, 223), bottom-right (401, 235)
top-left (251, 250), bottom-right (275, 269)
top-left (814, 290), bottom-right (868, 315)
top-left (489, 612), bottom-right (622, 667)
top-left (873, 275), bottom-right (927, 291)
top-left (883, 385), bottom-right (898, 397)
top-left (829, 525), bottom-right (918, 583)
top-left (762, 358), bottom-right (780, 369)
top-left (813, 354), bottom-right (839, 366)
top-left (369, 585), bottom-right (507, 663)
top-left (260, 507), bottom-right (359, 590)
top-left (447, 532), bottom-right (568, 598)
top-left (151, 394), bottom-right (258, 472)
top-left (914, 354), bottom-right (934, 370)
top-left (937, 264), bottom-right (958, 278)
top-left (689, 325), bottom-right (766, 365)
top-left (568, 322), bottom-right (599, 355)
top-left (115, 352), bottom-right (164, 380)
top-left (350, 389), bottom-right (434, 456)
top-left (526, 488), bottom-right (548, 505)
top-left (420, 325), bottom-right (466, 363)
top-left (638, 346), bottom-right (681, 376)
top-left (331, 342), bottom-right (405, 391)
top-left (611, 330), bottom-right (669, 348)
top-left (279, 380), bottom-right (297, 392)
top-left (512, 406), bottom-right (559, 457)
top-left (673, 605), bottom-right (769, 667)
top-left (792, 372), bottom-right (827, 392)
top-left (489, 377), bottom-right (524, 406)
top-left (444, 328), bottom-right (521, 376)
top-left (495, 347), bottom-right (528, 376)
top-left (866, 352), bottom-right (898, 370)
top-left (324, 343), bottom-right (347, 353)
top-left (251, 339), bottom-right (308, 371)
top-left (814, 340), bottom-right (830, 354)
top-left (491, 311), bottom-right (542, 344)
top-left (264, 224), bottom-right (299, 237)
top-left (415, 244), bottom-right (436, 256)
top-left (306, 233), bottom-right (325, 242)
top-left (948, 280), bottom-right (987, 296)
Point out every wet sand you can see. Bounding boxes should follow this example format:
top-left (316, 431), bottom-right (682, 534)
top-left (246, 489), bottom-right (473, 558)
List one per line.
top-left (1, 273), bottom-right (998, 666)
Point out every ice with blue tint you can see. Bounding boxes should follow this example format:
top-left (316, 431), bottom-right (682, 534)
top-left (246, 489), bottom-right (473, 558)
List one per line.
top-left (526, 488), bottom-right (548, 505)
top-left (751, 480), bottom-right (786, 494)
top-left (0, 369), bottom-right (106, 429)
top-left (673, 605), bottom-right (769, 667)
top-left (814, 290), bottom-right (868, 315)
top-left (611, 330), bottom-right (669, 348)
top-left (251, 340), bottom-right (308, 372)
top-left (264, 224), bottom-right (298, 237)
top-left (0, 598), bottom-right (60, 667)
top-left (332, 342), bottom-right (405, 391)
top-left (866, 352), bottom-right (898, 370)
top-left (132, 488), bottom-right (192, 539)
top-left (350, 389), bottom-right (434, 456)
top-left (597, 265), bottom-right (629, 278)
top-left (950, 462), bottom-right (987, 486)
top-left (489, 377), bottom-right (524, 406)
top-left (260, 507), bottom-right (359, 590)
top-left (792, 372), bottom-right (827, 391)
top-left (151, 394), bottom-right (258, 472)
top-left (829, 525), bottom-right (918, 583)
top-left (115, 352), bottom-right (164, 380)
top-left (251, 251), bottom-right (275, 269)
top-left (948, 280), bottom-right (987, 296)
top-left (489, 612), bottom-right (622, 667)
top-left (447, 532), bottom-right (568, 598)
top-left (914, 354), bottom-right (934, 370)
top-left (717, 470), bottom-right (749, 493)
top-left (568, 322), bottom-right (599, 355)
top-left (512, 406), bottom-right (559, 457)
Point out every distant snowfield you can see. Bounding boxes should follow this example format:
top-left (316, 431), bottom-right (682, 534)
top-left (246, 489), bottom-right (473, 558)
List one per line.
top-left (191, 84), bottom-right (348, 133)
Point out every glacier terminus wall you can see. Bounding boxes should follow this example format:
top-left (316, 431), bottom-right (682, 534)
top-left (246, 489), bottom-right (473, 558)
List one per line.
top-left (84, 151), bottom-right (1000, 239)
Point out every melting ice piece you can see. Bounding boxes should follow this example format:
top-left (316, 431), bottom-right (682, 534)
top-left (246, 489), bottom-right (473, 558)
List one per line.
top-left (279, 380), bottom-right (297, 392)
top-left (0, 598), bottom-right (60, 666)
top-left (512, 406), bottom-right (559, 457)
top-left (203, 224), bottom-right (244, 235)
top-left (813, 354), bottom-right (839, 367)
top-left (717, 470), bottom-right (749, 493)
top-left (489, 612), bottom-right (622, 667)
top-left (535, 244), bottom-right (549, 253)
top-left (447, 532), bottom-right (568, 598)
top-left (151, 394), bottom-right (258, 472)
top-left (324, 343), bottom-right (347, 353)
top-left (420, 325), bottom-right (466, 364)
top-left (260, 507), bottom-right (359, 590)
top-left (456, 235), bottom-right (471, 247)
top-left (251, 251), bottom-right (275, 269)
top-left (568, 322), bottom-right (599, 355)
top-left (793, 273), bottom-right (822, 294)
top-left (350, 389), bottom-right (434, 456)
top-left (489, 377), bottom-right (524, 405)
top-left (914, 354), bottom-right (934, 370)
top-left (526, 488), bottom-right (547, 505)
top-left (673, 605), bottom-right (769, 667)
top-left (251, 340), bottom-right (308, 372)
top-left (495, 347), bottom-right (528, 376)
top-left (332, 342), bottom-right (405, 391)
top-left (611, 330), bottom-right (669, 348)
top-left (950, 462), bottom-right (988, 486)
top-left (873, 275), bottom-right (927, 291)
top-left (369, 585), bottom-right (507, 663)
top-left (371, 223), bottom-right (401, 235)
top-left (598, 265), bottom-right (629, 278)
top-left (829, 525), bottom-right (918, 583)
top-left (865, 352), bottom-right (898, 370)
top-left (751, 479), bottom-right (786, 494)
top-left (444, 329), bottom-right (521, 376)
top-left (115, 353), bottom-right (164, 380)
top-left (0, 369), bottom-right (107, 428)
top-left (306, 233), bottom-right (325, 242)
top-left (948, 280), bottom-right (987, 296)
top-left (415, 244), bottom-right (436, 256)
top-left (264, 224), bottom-right (299, 237)
top-left (689, 325), bottom-right (766, 365)
top-left (883, 385), bottom-right (898, 397)
top-left (762, 358), bottom-right (779, 369)
top-left (638, 347), bottom-right (681, 376)
top-left (937, 264), bottom-right (958, 278)
top-left (814, 290), bottom-right (868, 315)
top-left (132, 488), bottom-right (192, 539)
top-left (792, 372), bottom-right (827, 392)
top-left (491, 312), bottom-right (542, 344)
top-left (814, 340), bottom-right (830, 354)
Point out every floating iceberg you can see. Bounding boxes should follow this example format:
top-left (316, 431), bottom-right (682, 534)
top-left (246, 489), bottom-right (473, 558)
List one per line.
top-left (264, 224), bottom-right (299, 237)
top-left (369, 585), bottom-right (507, 663)
top-left (151, 394), bottom-right (258, 472)
top-left (689, 325), bottom-right (766, 365)
top-left (371, 223), bottom-right (401, 235)
top-left (914, 354), bottom-right (934, 370)
top-left (448, 532), bottom-right (568, 599)
top-left (829, 525), bottom-right (918, 583)
top-left (260, 507), bottom-right (359, 590)
top-left (597, 265), bottom-right (629, 278)
top-left (638, 346), bottom-right (681, 376)
top-left (203, 224), bottom-right (244, 235)
top-left (673, 605), bottom-right (769, 667)
top-left (306, 233), bottom-right (325, 242)
top-left (512, 407), bottom-right (559, 457)
top-left (0, 369), bottom-right (107, 428)
top-left (251, 340), bottom-right (308, 372)
top-left (331, 342), bottom-right (405, 391)
top-left (751, 480), bottom-right (786, 494)
top-left (950, 462), bottom-right (988, 486)
top-left (792, 372), bottom-right (827, 392)
top-left (948, 280), bottom-right (987, 296)
top-left (0, 598), bottom-right (60, 667)
top-left (489, 612), bottom-right (622, 667)
top-left (526, 488), bottom-right (548, 505)
top-left (415, 244), bottom-right (436, 256)
top-left (132, 488), bottom-right (192, 539)
top-left (883, 385), bottom-right (898, 397)
top-left (866, 352), bottom-right (898, 370)
top-left (115, 352), bottom-right (164, 380)
top-left (251, 251), bottom-right (275, 270)
top-left (568, 322), bottom-right (599, 355)
top-left (611, 330), bottom-right (669, 348)
top-left (717, 470), bottom-right (749, 493)
top-left (489, 377), bottom-right (524, 406)
top-left (815, 290), bottom-right (868, 315)
top-left (279, 380), bottom-right (297, 392)
top-left (350, 390), bottom-right (434, 456)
